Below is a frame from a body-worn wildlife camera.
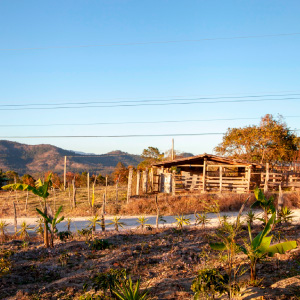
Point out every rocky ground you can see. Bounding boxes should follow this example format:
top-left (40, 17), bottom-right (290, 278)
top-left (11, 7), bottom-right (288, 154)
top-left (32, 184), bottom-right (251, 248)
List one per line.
top-left (1, 223), bottom-right (300, 300)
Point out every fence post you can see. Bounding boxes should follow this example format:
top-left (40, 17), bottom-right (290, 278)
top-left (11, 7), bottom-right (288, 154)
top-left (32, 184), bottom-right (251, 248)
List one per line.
top-left (72, 177), bottom-right (76, 208)
top-left (87, 173), bottom-right (91, 207)
top-left (127, 167), bottom-right (133, 203)
top-left (264, 163), bottom-right (269, 193)
top-left (136, 170), bottom-right (141, 195)
top-left (219, 166), bottom-right (222, 193)
top-left (142, 168), bottom-right (148, 194)
top-left (247, 166), bottom-right (251, 192)
top-left (202, 158), bottom-right (207, 192)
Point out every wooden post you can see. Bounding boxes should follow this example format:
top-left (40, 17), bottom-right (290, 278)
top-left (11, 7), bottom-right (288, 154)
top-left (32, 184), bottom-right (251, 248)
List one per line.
top-left (172, 171), bottom-right (176, 196)
top-left (171, 138), bottom-right (174, 160)
top-left (219, 166), bottom-right (222, 193)
top-left (136, 170), bottom-right (141, 195)
top-left (127, 167), bottom-right (133, 203)
top-left (87, 173), bottom-right (91, 207)
top-left (72, 177), bottom-right (76, 208)
top-left (13, 201), bottom-right (17, 235)
top-left (202, 158), bottom-right (207, 192)
top-left (247, 166), bottom-right (251, 192)
top-left (155, 195), bottom-right (159, 229)
top-left (149, 168), bottom-right (154, 193)
top-left (264, 163), bottom-right (269, 193)
top-left (101, 193), bottom-right (106, 231)
top-left (278, 185), bottom-right (284, 210)
top-left (64, 156), bottom-right (67, 191)
top-left (142, 168), bottom-right (148, 194)
top-left (105, 175), bottom-right (108, 204)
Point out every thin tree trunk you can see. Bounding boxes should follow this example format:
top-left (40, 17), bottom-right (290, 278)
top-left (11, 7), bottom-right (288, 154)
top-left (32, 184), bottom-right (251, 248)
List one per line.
top-left (44, 203), bottom-right (49, 248)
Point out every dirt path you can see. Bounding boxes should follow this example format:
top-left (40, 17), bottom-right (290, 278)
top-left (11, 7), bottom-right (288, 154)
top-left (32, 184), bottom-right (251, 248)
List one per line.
top-left (3, 209), bottom-right (300, 234)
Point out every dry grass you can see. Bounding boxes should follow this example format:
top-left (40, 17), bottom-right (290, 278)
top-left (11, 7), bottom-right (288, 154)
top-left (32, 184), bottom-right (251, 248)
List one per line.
top-left (1, 187), bottom-right (300, 218)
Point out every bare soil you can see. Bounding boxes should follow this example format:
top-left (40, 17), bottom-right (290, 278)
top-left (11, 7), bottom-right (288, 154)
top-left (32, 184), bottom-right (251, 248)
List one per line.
top-left (1, 223), bottom-right (300, 300)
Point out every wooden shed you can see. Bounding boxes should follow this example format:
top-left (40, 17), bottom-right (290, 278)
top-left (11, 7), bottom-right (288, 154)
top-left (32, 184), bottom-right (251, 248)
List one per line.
top-left (151, 154), bottom-right (259, 194)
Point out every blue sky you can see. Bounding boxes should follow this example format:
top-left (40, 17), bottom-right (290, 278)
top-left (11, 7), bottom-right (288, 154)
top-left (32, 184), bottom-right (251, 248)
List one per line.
top-left (0, 0), bottom-right (300, 156)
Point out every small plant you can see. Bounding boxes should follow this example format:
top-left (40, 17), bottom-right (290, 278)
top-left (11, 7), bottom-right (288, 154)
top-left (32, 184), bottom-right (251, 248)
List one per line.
top-left (251, 187), bottom-right (275, 224)
top-left (83, 268), bottom-right (127, 297)
top-left (35, 218), bottom-right (44, 237)
top-left (58, 251), bottom-right (70, 266)
top-left (137, 216), bottom-right (151, 231)
top-left (108, 216), bottom-right (126, 231)
top-left (158, 215), bottom-right (167, 226)
top-left (57, 230), bottom-right (72, 242)
top-left (22, 240), bottom-right (29, 248)
top-left (245, 210), bottom-right (256, 227)
top-left (66, 218), bottom-right (72, 231)
top-left (278, 206), bottom-right (294, 224)
top-left (191, 268), bottom-right (231, 299)
top-left (0, 257), bottom-right (11, 277)
top-left (195, 212), bottom-right (210, 228)
top-left (17, 221), bottom-right (33, 240)
top-left (36, 205), bottom-right (65, 247)
top-left (174, 214), bottom-right (190, 230)
top-left (0, 220), bottom-right (9, 241)
top-left (112, 276), bottom-right (151, 300)
top-left (88, 238), bottom-right (111, 250)
top-left (77, 228), bottom-right (92, 240)
top-left (87, 215), bottom-right (102, 234)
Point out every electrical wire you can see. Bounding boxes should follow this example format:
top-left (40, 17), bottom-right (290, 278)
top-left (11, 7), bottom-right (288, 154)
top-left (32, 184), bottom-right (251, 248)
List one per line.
top-left (1, 130), bottom-right (299, 139)
top-left (0, 115), bottom-right (300, 128)
top-left (1, 92), bottom-right (300, 107)
top-left (0, 97), bottom-right (299, 111)
top-left (1, 32), bottom-right (300, 51)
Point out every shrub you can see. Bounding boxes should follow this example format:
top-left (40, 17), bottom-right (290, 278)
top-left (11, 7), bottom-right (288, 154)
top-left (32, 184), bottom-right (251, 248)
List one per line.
top-left (88, 239), bottom-right (111, 251)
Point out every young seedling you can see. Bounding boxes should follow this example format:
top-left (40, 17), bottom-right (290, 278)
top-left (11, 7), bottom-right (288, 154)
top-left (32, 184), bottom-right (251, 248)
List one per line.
top-left (195, 212), bottom-right (210, 228)
top-left (87, 215), bottom-right (102, 235)
top-left (108, 216), bottom-right (126, 231)
top-left (17, 221), bottom-right (33, 240)
top-left (0, 220), bottom-right (9, 242)
top-left (174, 215), bottom-right (190, 230)
top-left (137, 216), bottom-right (151, 231)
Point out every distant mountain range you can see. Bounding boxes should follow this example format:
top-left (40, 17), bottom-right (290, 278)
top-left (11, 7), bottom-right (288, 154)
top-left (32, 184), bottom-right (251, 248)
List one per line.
top-left (0, 140), bottom-right (143, 176)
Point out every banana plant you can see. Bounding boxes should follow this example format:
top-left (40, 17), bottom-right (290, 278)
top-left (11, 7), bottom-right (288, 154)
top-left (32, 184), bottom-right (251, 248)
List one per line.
top-left (2, 173), bottom-right (53, 248)
top-left (210, 213), bottom-right (297, 282)
top-left (36, 205), bottom-right (64, 247)
top-left (251, 187), bottom-right (275, 224)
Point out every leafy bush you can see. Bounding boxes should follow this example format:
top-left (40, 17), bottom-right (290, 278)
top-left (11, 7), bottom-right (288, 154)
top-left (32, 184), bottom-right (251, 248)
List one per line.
top-left (191, 268), bottom-right (230, 299)
top-left (88, 239), bottom-right (111, 251)
top-left (58, 230), bottom-right (72, 242)
top-left (83, 268), bottom-right (127, 297)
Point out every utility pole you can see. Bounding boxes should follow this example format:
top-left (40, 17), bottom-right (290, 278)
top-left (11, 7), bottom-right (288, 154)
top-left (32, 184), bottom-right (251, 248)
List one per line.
top-left (171, 138), bottom-right (174, 160)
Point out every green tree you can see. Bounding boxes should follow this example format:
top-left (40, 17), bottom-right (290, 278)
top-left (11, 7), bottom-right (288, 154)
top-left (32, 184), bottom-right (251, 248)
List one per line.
top-left (138, 146), bottom-right (163, 169)
top-left (214, 114), bottom-right (299, 164)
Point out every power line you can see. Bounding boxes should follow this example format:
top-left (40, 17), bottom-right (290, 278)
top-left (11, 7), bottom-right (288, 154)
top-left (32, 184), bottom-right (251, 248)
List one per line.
top-left (1, 130), bottom-right (299, 139)
top-left (1, 115), bottom-right (300, 128)
top-left (1, 32), bottom-right (300, 51)
top-left (1, 92), bottom-right (300, 107)
top-left (0, 97), bottom-right (299, 111)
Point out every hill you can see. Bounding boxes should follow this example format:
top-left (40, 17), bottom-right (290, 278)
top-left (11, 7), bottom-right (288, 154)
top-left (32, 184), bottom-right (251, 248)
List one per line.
top-left (0, 140), bottom-right (143, 176)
